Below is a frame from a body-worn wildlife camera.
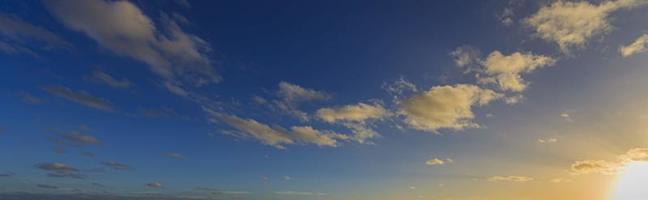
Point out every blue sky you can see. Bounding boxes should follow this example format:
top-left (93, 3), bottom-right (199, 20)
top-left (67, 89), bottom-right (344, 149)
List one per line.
top-left (1, 0), bottom-right (648, 200)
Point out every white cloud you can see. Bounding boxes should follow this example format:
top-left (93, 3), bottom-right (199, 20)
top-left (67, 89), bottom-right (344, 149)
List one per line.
top-left (316, 102), bottom-right (388, 123)
top-left (481, 51), bottom-right (555, 92)
top-left (537, 137), bottom-right (558, 144)
top-left (526, 0), bottom-right (648, 52)
top-left (570, 147), bottom-right (648, 175)
top-left (620, 34), bottom-right (648, 58)
top-left (44, 0), bottom-right (219, 91)
top-left (488, 176), bottom-right (534, 182)
top-left (399, 84), bottom-right (501, 132)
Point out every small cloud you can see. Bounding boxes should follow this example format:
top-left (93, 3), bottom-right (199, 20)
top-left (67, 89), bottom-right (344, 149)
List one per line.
top-left (165, 152), bottom-right (185, 160)
top-left (86, 69), bottom-right (131, 89)
top-left (537, 137), bottom-right (558, 144)
top-left (560, 112), bottom-right (573, 122)
top-left (488, 176), bottom-right (534, 182)
top-left (275, 191), bottom-right (327, 196)
top-left (409, 186), bottom-right (416, 190)
top-left (283, 176), bottom-right (291, 181)
top-left (426, 158), bottom-right (453, 166)
top-left (101, 161), bottom-right (131, 171)
top-left (42, 85), bottom-right (115, 112)
top-left (0, 171), bottom-right (15, 177)
top-left (549, 178), bottom-right (573, 183)
top-left (18, 92), bottom-right (45, 105)
top-left (36, 162), bottom-right (84, 179)
top-left (60, 131), bottom-right (101, 145)
top-left (146, 182), bottom-right (163, 189)
top-left (81, 152), bottom-right (95, 157)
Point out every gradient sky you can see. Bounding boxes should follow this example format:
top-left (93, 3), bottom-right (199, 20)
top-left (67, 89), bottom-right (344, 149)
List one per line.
top-left (1, 0), bottom-right (648, 200)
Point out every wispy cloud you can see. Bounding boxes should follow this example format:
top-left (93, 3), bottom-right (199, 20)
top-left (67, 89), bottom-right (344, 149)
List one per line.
top-left (620, 34), bottom-right (648, 58)
top-left (0, 14), bottom-right (72, 55)
top-left (42, 85), bottom-right (115, 112)
top-left (425, 158), bottom-right (453, 166)
top-left (570, 147), bottom-right (648, 175)
top-left (488, 176), bottom-right (534, 182)
top-left (18, 92), bottom-right (45, 105)
top-left (146, 182), bottom-right (163, 189)
top-left (86, 70), bottom-right (131, 89)
top-left (101, 161), bottom-right (132, 171)
top-left (36, 162), bottom-right (84, 179)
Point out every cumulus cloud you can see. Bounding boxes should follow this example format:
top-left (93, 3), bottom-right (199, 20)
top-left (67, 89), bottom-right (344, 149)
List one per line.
top-left (481, 51), bottom-right (555, 92)
top-left (206, 109), bottom-right (349, 148)
top-left (316, 102), bottom-right (388, 123)
top-left (44, 0), bottom-right (219, 92)
top-left (488, 176), bottom-right (534, 182)
top-left (36, 162), bottom-right (84, 179)
top-left (42, 85), bottom-right (114, 112)
top-left (86, 70), bottom-right (131, 89)
top-left (526, 0), bottom-right (648, 52)
top-left (399, 84), bottom-right (501, 132)
top-left (101, 161), bottom-right (131, 171)
top-left (570, 147), bottom-right (648, 175)
top-left (620, 34), bottom-right (648, 58)
top-left (0, 14), bottom-right (72, 55)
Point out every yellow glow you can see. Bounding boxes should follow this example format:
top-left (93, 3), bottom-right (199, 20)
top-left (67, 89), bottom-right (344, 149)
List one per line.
top-left (610, 162), bottom-right (648, 200)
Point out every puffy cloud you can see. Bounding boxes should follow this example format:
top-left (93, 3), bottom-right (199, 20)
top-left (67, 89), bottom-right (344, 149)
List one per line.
top-left (488, 176), bottom-right (534, 182)
top-left (42, 85), bottom-right (114, 112)
top-left (0, 14), bottom-right (72, 55)
top-left (44, 0), bottom-right (219, 91)
top-left (36, 162), bottom-right (84, 179)
top-left (399, 84), bottom-right (501, 132)
top-left (206, 109), bottom-right (349, 148)
top-left (425, 158), bottom-right (453, 166)
top-left (620, 34), bottom-right (648, 58)
top-left (481, 51), bottom-right (556, 92)
top-left (618, 148), bottom-right (648, 162)
top-left (86, 70), bottom-right (131, 89)
top-left (316, 102), bottom-right (388, 123)
top-left (526, 0), bottom-right (648, 52)
top-left (146, 182), bottom-right (163, 189)
top-left (101, 161), bottom-right (131, 171)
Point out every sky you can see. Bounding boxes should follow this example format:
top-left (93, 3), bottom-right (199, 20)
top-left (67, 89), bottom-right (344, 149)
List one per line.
top-left (1, 0), bottom-right (648, 200)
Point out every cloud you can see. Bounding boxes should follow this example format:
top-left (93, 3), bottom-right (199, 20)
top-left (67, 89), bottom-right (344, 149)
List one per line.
top-left (36, 162), bottom-right (84, 179)
top-left (206, 109), bottom-right (353, 148)
top-left (166, 152), bottom-right (185, 160)
top-left (101, 161), bottom-right (131, 171)
top-left (399, 84), bottom-right (501, 132)
top-left (570, 148), bottom-right (648, 175)
top-left (537, 137), bottom-right (558, 144)
top-left (316, 102), bottom-right (388, 123)
top-left (488, 176), bottom-right (534, 182)
top-left (0, 14), bottom-right (72, 55)
top-left (42, 85), bottom-right (114, 111)
top-left (44, 0), bottom-right (219, 91)
top-left (620, 34), bottom-right (648, 58)
top-left (61, 131), bottom-right (101, 145)
top-left (146, 182), bottom-right (163, 189)
top-left (0, 171), bottom-right (14, 177)
top-left (425, 158), bottom-right (453, 166)
top-left (271, 81), bottom-right (331, 121)
top-left (549, 178), bottom-right (573, 183)
top-left (291, 126), bottom-right (348, 147)
top-left (526, 0), bottom-right (648, 52)
top-left (18, 92), bottom-right (45, 105)
top-left (481, 51), bottom-right (555, 92)
top-left (382, 77), bottom-right (418, 101)
top-left (207, 111), bottom-right (295, 149)
top-left (86, 70), bottom-right (131, 89)
top-left (571, 160), bottom-right (618, 175)
top-left (450, 45), bottom-right (482, 72)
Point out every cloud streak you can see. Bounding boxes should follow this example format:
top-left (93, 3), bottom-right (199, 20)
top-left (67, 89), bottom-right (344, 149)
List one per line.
top-left (42, 85), bottom-right (114, 112)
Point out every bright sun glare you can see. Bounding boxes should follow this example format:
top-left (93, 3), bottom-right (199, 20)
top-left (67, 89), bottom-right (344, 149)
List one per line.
top-left (611, 162), bottom-right (648, 200)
